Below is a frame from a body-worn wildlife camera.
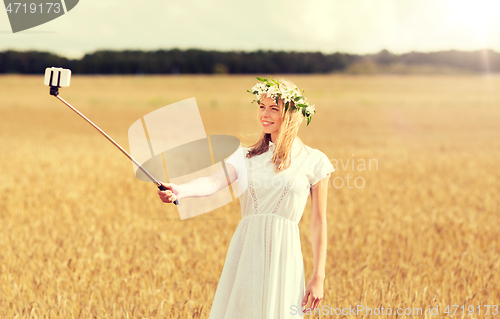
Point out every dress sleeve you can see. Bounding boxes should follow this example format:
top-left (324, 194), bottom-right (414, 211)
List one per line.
top-left (309, 150), bottom-right (335, 186)
top-left (224, 147), bottom-right (245, 180)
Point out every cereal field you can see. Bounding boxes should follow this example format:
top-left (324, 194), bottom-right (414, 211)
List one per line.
top-left (0, 74), bottom-right (499, 318)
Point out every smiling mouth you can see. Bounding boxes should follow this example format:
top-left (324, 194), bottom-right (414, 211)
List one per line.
top-left (262, 121), bottom-right (274, 125)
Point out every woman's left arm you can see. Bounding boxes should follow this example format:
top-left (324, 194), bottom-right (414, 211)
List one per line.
top-left (302, 173), bottom-right (330, 311)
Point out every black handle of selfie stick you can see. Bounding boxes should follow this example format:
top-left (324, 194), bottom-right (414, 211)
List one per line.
top-left (50, 85), bottom-right (179, 206)
top-left (158, 184), bottom-right (179, 205)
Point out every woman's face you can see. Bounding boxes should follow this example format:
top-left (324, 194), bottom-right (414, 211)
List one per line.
top-left (259, 94), bottom-right (282, 140)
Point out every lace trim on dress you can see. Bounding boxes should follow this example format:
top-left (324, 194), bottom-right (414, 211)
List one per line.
top-left (247, 150), bottom-right (311, 216)
top-left (270, 152), bottom-right (310, 215)
top-left (247, 153), bottom-right (259, 214)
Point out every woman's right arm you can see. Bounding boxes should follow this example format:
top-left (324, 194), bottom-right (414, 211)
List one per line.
top-left (158, 163), bottom-right (237, 204)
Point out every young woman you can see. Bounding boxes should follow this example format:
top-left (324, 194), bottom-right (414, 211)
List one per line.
top-left (158, 76), bottom-right (334, 318)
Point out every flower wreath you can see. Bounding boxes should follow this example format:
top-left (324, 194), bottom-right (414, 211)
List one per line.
top-left (247, 76), bottom-right (316, 125)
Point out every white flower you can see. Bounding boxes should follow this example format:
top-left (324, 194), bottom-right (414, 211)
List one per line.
top-left (306, 104), bottom-right (315, 115)
top-left (266, 85), bottom-right (279, 97)
top-left (251, 83), bottom-right (266, 94)
top-left (281, 91), bottom-right (292, 103)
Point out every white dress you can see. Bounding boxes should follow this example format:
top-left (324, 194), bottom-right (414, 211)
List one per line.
top-left (208, 138), bottom-right (335, 319)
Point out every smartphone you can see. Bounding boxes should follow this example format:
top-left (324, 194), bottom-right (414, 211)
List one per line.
top-left (44, 67), bottom-right (71, 87)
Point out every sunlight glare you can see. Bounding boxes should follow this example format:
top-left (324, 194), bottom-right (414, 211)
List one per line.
top-left (443, 0), bottom-right (500, 40)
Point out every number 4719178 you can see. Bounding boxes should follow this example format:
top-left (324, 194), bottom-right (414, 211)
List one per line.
top-left (5, 3), bottom-right (61, 14)
top-left (443, 305), bottom-right (498, 316)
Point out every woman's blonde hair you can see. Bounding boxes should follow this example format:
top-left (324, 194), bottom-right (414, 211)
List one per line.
top-left (246, 77), bottom-right (305, 172)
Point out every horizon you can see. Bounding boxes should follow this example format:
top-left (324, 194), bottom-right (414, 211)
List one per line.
top-left (1, 47), bottom-right (499, 61)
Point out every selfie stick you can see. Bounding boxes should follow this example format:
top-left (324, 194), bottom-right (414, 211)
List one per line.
top-left (45, 67), bottom-right (179, 205)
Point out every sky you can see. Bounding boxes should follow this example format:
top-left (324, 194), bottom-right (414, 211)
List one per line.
top-left (1, 0), bottom-right (500, 59)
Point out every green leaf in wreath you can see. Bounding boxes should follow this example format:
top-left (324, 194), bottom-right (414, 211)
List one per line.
top-left (256, 77), bottom-right (266, 81)
top-left (307, 116), bottom-right (311, 126)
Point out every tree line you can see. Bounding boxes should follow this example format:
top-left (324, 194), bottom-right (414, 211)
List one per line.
top-left (0, 48), bottom-right (499, 74)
